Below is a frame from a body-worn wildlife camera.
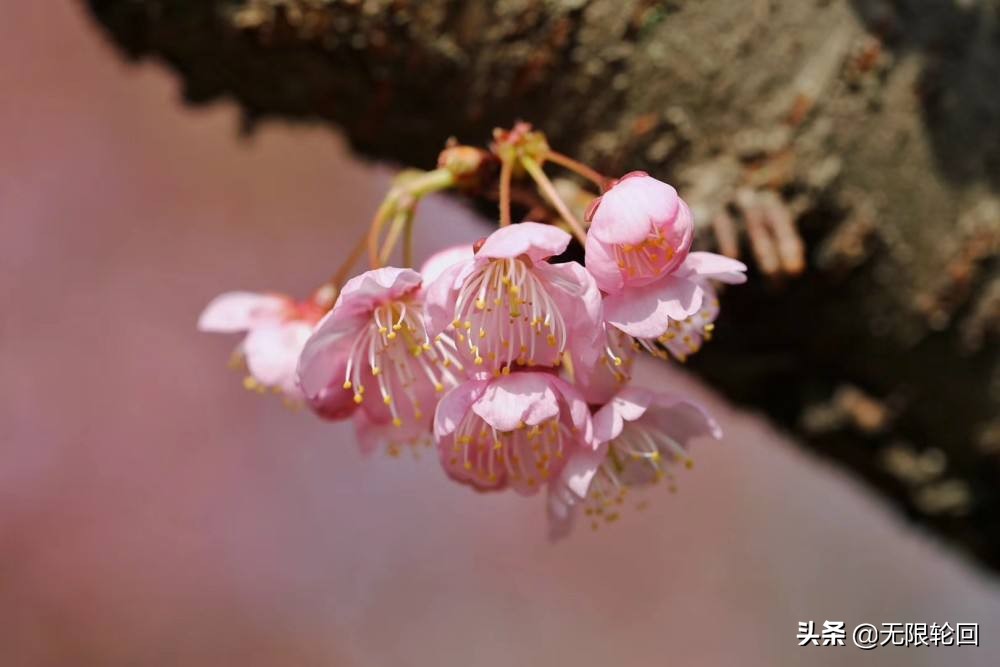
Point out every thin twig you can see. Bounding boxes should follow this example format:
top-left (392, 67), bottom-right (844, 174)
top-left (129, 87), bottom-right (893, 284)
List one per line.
top-left (520, 155), bottom-right (588, 245)
top-left (367, 196), bottom-right (397, 268)
top-left (499, 156), bottom-right (513, 227)
top-left (544, 150), bottom-right (608, 191)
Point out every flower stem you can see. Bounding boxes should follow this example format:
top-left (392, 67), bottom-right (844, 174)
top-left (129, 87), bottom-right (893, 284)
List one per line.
top-left (402, 215), bottom-right (415, 268)
top-left (367, 197), bottom-right (396, 269)
top-left (544, 150), bottom-right (608, 191)
top-left (519, 155), bottom-right (588, 245)
top-left (499, 155), bottom-right (513, 227)
top-left (379, 211), bottom-right (410, 266)
top-left (367, 168), bottom-right (456, 269)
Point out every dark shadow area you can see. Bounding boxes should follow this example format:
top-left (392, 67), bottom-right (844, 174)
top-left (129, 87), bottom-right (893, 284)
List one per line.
top-left (850, 0), bottom-right (1000, 185)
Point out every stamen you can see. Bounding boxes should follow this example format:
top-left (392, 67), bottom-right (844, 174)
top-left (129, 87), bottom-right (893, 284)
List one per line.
top-left (453, 257), bottom-right (567, 372)
top-left (341, 299), bottom-right (462, 420)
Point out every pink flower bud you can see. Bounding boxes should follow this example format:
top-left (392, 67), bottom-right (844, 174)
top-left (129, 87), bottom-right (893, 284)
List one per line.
top-left (584, 172), bottom-right (694, 293)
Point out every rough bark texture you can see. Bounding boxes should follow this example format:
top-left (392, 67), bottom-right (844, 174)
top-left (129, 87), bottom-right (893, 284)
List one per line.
top-left (83, 0), bottom-right (999, 569)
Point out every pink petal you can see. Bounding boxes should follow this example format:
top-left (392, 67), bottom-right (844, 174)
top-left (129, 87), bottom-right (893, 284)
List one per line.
top-left (603, 275), bottom-right (704, 339)
top-left (563, 446), bottom-right (605, 497)
top-left (476, 222), bottom-right (570, 263)
top-left (592, 387), bottom-right (654, 444)
top-left (550, 375), bottom-right (595, 449)
top-left (309, 381), bottom-right (359, 421)
top-left (681, 251), bottom-right (748, 284)
top-left (584, 233), bottom-right (626, 293)
top-left (420, 243), bottom-right (475, 285)
top-left (471, 372), bottom-right (560, 431)
top-left (433, 380), bottom-right (487, 439)
top-left (422, 260), bottom-right (473, 337)
top-left (243, 322), bottom-right (312, 394)
top-left (296, 304), bottom-right (372, 401)
top-left (589, 174), bottom-right (679, 245)
top-left (536, 261), bottom-right (604, 377)
top-left (197, 291), bottom-right (289, 333)
top-left (646, 392), bottom-right (723, 442)
top-left (334, 267), bottom-right (422, 318)
top-left (546, 483), bottom-right (578, 541)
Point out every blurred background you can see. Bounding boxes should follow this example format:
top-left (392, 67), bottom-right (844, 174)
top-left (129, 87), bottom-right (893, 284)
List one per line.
top-left (1, 3), bottom-right (998, 666)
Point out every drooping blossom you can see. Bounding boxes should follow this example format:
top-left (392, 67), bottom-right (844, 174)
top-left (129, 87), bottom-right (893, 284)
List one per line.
top-left (584, 171), bottom-right (694, 293)
top-left (198, 291), bottom-right (324, 399)
top-left (600, 251), bottom-right (747, 359)
top-left (547, 386), bottom-right (721, 538)
top-left (434, 371), bottom-right (594, 493)
top-left (425, 222), bottom-right (602, 377)
top-left (427, 222), bottom-right (601, 375)
top-left (297, 267), bottom-right (466, 433)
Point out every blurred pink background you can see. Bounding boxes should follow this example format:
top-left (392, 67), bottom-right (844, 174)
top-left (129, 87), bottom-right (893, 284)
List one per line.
top-left (1, 4), bottom-right (997, 665)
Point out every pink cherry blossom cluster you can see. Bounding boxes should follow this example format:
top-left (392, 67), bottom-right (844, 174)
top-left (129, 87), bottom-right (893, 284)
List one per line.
top-left (200, 167), bottom-right (745, 536)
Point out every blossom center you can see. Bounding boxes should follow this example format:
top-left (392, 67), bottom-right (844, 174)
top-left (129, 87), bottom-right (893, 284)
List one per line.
top-left (448, 412), bottom-right (572, 488)
top-left (612, 229), bottom-right (678, 281)
top-left (583, 420), bottom-right (694, 530)
top-left (343, 300), bottom-right (463, 426)
top-left (453, 258), bottom-right (566, 373)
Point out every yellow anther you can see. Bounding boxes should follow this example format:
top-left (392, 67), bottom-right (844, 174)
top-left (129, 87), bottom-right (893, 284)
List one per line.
top-left (547, 334), bottom-right (557, 346)
top-left (387, 331), bottom-right (397, 340)
top-left (243, 376), bottom-right (258, 391)
top-left (463, 461), bottom-right (473, 470)
top-left (383, 396), bottom-right (392, 405)
top-left (372, 366), bottom-right (381, 376)
top-left (474, 356), bottom-right (484, 366)
top-left (392, 417), bottom-right (403, 427)
top-left (475, 299), bottom-right (486, 310)
top-left (434, 382), bottom-right (445, 393)
top-left (353, 394), bottom-right (364, 404)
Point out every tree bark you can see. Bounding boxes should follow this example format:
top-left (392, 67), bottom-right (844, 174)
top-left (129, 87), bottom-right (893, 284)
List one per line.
top-left (83, 0), bottom-right (999, 569)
